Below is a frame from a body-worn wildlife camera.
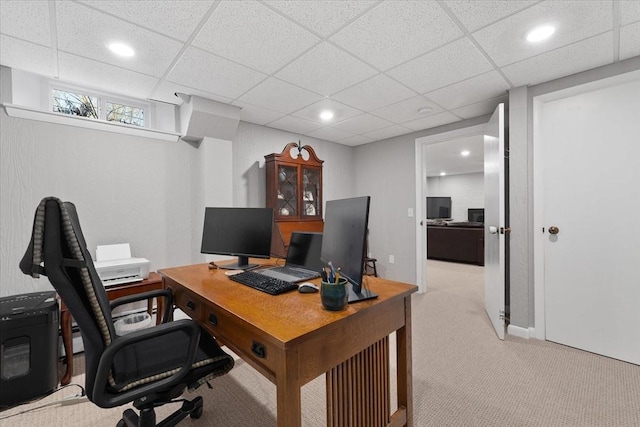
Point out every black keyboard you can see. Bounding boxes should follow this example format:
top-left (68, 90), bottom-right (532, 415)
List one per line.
top-left (228, 270), bottom-right (298, 295)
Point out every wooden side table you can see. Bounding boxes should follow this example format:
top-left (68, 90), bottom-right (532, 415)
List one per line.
top-left (58, 272), bottom-right (164, 385)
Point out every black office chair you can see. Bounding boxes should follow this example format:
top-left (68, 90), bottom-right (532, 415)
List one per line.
top-left (20, 197), bottom-right (234, 427)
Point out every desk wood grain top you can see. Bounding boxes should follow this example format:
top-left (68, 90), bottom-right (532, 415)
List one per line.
top-left (159, 262), bottom-right (417, 347)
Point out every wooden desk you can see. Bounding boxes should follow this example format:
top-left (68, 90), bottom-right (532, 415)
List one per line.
top-left (159, 263), bottom-right (417, 427)
top-left (58, 272), bottom-right (164, 385)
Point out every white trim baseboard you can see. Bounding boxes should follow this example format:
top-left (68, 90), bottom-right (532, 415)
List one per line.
top-left (507, 324), bottom-right (536, 339)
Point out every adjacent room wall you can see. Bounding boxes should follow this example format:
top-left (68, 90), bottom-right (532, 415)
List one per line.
top-left (427, 172), bottom-right (484, 222)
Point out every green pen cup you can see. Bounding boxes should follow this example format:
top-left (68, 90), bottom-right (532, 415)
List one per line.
top-left (320, 278), bottom-right (348, 311)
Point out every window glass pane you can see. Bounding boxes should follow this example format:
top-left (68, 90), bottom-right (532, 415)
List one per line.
top-left (52, 89), bottom-right (98, 119)
top-left (105, 102), bottom-right (145, 127)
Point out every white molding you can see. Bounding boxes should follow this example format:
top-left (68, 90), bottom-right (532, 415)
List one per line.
top-left (507, 324), bottom-right (536, 339)
top-left (2, 103), bottom-right (180, 142)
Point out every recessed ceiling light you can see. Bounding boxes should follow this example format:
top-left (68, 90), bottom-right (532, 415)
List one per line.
top-left (319, 110), bottom-right (334, 121)
top-left (418, 107), bottom-right (433, 115)
top-left (526, 25), bottom-right (555, 43)
top-left (440, 172), bottom-right (446, 176)
top-left (461, 150), bottom-right (470, 156)
top-left (108, 42), bottom-right (135, 57)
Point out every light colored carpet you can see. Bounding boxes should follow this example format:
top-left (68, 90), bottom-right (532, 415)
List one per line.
top-left (2, 260), bottom-right (638, 426)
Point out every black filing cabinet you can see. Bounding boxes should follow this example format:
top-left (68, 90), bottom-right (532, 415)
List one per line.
top-left (0, 291), bottom-right (59, 407)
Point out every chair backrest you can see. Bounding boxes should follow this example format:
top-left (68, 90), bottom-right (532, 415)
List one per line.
top-left (20, 198), bottom-right (116, 400)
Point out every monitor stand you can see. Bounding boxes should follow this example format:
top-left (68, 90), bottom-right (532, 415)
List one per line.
top-left (218, 256), bottom-right (257, 271)
top-left (347, 285), bottom-right (378, 303)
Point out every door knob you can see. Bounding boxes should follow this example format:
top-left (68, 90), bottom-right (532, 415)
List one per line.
top-left (548, 226), bottom-right (559, 235)
top-left (489, 226), bottom-right (498, 234)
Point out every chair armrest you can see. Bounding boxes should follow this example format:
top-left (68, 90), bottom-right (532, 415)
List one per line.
top-left (92, 319), bottom-right (199, 408)
top-left (110, 289), bottom-right (173, 324)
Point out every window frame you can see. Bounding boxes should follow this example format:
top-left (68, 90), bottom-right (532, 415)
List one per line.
top-left (49, 83), bottom-right (150, 129)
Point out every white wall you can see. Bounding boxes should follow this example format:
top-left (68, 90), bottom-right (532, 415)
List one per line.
top-left (427, 172), bottom-right (484, 222)
top-left (0, 66), bottom-right (355, 297)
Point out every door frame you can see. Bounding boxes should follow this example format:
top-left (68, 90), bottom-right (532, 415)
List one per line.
top-left (414, 123), bottom-right (486, 293)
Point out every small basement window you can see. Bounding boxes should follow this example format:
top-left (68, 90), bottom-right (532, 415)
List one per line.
top-left (51, 86), bottom-right (147, 128)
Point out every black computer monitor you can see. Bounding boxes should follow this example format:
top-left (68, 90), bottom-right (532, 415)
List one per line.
top-left (468, 208), bottom-right (484, 223)
top-left (427, 196), bottom-right (452, 219)
top-left (201, 207), bottom-right (273, 270)
top-left (321, 196), bottom-right (377, 303)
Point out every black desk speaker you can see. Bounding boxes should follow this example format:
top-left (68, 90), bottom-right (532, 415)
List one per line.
top-left (0, 291), bottom-right (59, 407)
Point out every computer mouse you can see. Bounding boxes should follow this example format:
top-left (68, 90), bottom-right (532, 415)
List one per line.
top-left (298, 282), bottom-right (319, 293)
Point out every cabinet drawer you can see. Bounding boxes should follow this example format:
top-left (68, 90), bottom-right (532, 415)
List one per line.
top-left (201, 306), bottom-right (278, 375)
top-left (171, 286), bottom-right (203, 320)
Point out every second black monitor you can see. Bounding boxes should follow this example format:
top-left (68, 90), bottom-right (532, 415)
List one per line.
top-left (321, 196), bottom-right (377, 303)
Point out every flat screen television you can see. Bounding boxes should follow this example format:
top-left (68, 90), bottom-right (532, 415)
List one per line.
top-left (468, 208), bottom-right (484, 223)
top-left (321, 196), bottom-right (377, 303)
top-left (201, 207), bottom-right (273, 270)
top-left (427, 196), bottom-right (452, 219)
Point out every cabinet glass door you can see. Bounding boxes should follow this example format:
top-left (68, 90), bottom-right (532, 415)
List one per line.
top-left (277, 166), bottom-right (298, 217)
top-left (302, 167), bottom-right (320, 217)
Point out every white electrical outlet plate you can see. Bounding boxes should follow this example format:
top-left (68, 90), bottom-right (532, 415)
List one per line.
top-left (389, 255), bottom-right (395, 264)
top-left (408, 208), bottom-right (414, 217)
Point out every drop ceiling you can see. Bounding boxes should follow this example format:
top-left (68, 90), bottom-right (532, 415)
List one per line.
top-left (1, 1), bottom-right (638, 146)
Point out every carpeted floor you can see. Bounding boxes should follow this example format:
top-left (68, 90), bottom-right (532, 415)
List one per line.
top-left (2, 260), bottom-right (638, 426)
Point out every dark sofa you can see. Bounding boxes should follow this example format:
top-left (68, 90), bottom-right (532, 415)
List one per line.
top-left (427, 221), bottom-right (484, 266)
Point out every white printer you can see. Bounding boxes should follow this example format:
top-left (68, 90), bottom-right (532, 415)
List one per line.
top-left (93, 243), bottom-right (150, 286)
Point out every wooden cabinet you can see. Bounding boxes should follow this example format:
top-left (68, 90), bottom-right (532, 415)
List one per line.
top-left (265, 142), bottom-right (323, 246)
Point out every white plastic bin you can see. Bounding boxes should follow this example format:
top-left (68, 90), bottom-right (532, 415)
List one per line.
top-left (114, 312), bottom-right (152, 336)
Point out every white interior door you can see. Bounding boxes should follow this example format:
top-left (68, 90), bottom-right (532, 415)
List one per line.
top-left (484, 103), bottom-right (506, 340)
top-left (539, 77), bottom-right (640, 364)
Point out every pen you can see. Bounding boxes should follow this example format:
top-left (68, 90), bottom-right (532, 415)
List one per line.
top-left (335, 268), bottom-right (341, 283)
top-left (320, 269), bottom-right (328, 282)
top-left (328, 261), bottom-right (336, 282)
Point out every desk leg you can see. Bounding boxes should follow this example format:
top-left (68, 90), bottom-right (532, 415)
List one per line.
top-left (60, 310), bottom-right (73, 386)
top-left (326, 337), bottom-right (390, 427)
top-left (276, 350), bottom-right (302, 427)
top-left (395, 296), bottom-right (414, 427)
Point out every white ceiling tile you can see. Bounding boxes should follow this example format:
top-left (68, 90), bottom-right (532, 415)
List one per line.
top-left (620, 21), bottom-right (640, 61)
top-left (363, 124), bottom-right (413, 141)
top-left (267, 115), bottom-right (321, 134)
top-left (232, 101), bottom-right (285, 126)
top-left (501, 33), bottom-right (614, 87)
top-left (58, 52), bottom-right (159, 100)
top-left (425, 71), bottom-right (510, 110)
top-left (473, 1), bottom-right (614, 67)
top-left (388, 38), bottom-right (494, 94)
top-left (56, 2), bottom-right (184, 78)
top-left (275, 42), bottom-right (377, 96)
top-left (0, 0), bottom-right (51, 46)
top-left (620, 1), bottom-right (640, 25)
top-left (332, 113), bottom-right (394, 134)
top-left (305, 126), bottom-right (354, 142)
top-left (150, 80), bottom-right (232, 105)
top-left (0, 35), bottom-right (55, 77)
top-left (167, 47), bottom-right (267, 99)
top-left (443, 0), bottom-right (539, 32)
top-left (330, 1), bottom-right (463, 70)
top-left (238, 78), bottom-right (322, 114)
top-left (371, 96), bottom-right (444, 124)
top-left (79, 1), bottom-right (214, 42)
top-left (339, 134), bottom-right (375, 147)
top-left (265, 1), bottom-right (376, 37)
top-left (291, 98), bottom-right (362, 125)
top-left (332, 74), bottom-right (416, 111)
top-left (451, 95), bottom-right (508, 119)
top-left (193, 1), bottom-right (319, 74)
top-left (402, 112), bottom-right (461, 131)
